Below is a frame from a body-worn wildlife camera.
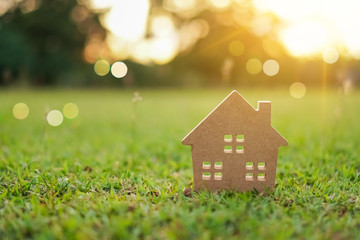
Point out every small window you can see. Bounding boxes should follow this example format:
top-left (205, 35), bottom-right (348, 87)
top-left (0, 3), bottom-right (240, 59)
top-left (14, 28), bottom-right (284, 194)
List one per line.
top-left (214, 172), bottom-right (222, 180)
top-left (214, 162), bottom-right (223, 169)
top-left (245, 173), bottom-right (254, 181)
top-left (246, 162), bottom-right (253, 170)
top-left (202, 162), bottom-right (211, 169)
top-left (202, 172), bottom-right (211, 180)
top-left (224, 146), bottom-right (232, 153)
top-left (236, 146), bottom-right (244, 153)
top-left (236, 134), bottom-right (244, 142)
top-left (224, 135), bottom-right (232, 142)
top-left (257, 173), bottom-right (266, 181)
top-left (258, 162), bottom-right (266, 170)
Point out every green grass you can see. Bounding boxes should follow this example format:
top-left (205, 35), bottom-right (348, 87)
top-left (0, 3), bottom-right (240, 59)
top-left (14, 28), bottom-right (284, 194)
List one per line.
top-left (0, 88), bottom-right (359, 239)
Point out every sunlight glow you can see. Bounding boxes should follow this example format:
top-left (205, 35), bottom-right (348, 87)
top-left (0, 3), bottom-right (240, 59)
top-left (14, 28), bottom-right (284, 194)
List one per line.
top-left (89, 0), bottom-right (113, 9)
top-left (90, 0), bottom-right (360, 63)
top-left (262, 39), bottom-right (283, 58)
top-left (63, 103), bottom-right (79, 119)
top-left (151, 15), bottom-right (174, 37)
top-left (101, 0), bottom-right (149, 42)
top-left (163, 0), bottom-right (197, 12)
top-left (94, 60), bottom-right (110, 76)
top-left (253, 0), bottom-right (360, 58)
top-left (90, 0), bottom-right (159, 63)
top-left (263, 59), bottom-right (279, 76)
top-left (207, 0), bottom-right (231, 9)
top-left (163, 0), bottom-right (200, 18)
top-left (149, 37), bottom-right (179, 65)
top-left (179, 19), bottom-right (209, 51)
top-left (132, 41), bottom-right (151, 64)
top-left (47, 110), bottom-right (63, 127)
top-left (280, 20), bottom-right (329, 57)
top-left (246, 58), bottom-right (262, 75)
top-left (147, 14), bottom-right (179, 64)
top-left (289, 82), bottom-right (306, 99)
top-left (111, 62), bottom-right (128, 78)
top-left (322, 48), bottom-right (339, 64)
top-left (94, 1), bottom-right (178, 65)
top-left (251, 15), bottom-right (272, 36)
top-left (13, 103), bottom-right (29, 120)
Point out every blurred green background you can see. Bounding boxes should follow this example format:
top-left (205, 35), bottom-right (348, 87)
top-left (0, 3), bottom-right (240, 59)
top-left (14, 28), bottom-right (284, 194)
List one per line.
top-left (1, 0), bottom-right (359, 89)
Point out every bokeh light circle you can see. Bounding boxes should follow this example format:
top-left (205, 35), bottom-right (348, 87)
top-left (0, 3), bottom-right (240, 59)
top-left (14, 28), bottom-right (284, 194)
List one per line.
top-left (63, 103), bottom-right (79, 119)
top-left (13, 103), bottom-right (29, 120)
top-left (289, 82), bottom-right (306, 99)
top-left (111, 61), bottom-right (128, 78)
top-left (94, 59), bottom-right (110, 76)
top-left (228, 41), bottom-right (245, 56)
top-left (246, 58), bottom-right (262, 75)
top-left (47, 110), bottom-right (64, 127)
top-left (322, 48), bottom-right (339, 64)
top-left (263, 59), bottom-right (280, 76)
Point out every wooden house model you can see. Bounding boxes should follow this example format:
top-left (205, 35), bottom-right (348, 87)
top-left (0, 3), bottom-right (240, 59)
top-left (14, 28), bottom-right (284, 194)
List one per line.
top-left (182, 90), bottom-right (287, 192)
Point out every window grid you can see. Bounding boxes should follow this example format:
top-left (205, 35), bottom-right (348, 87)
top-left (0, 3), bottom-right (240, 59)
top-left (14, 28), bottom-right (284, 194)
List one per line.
top-left (202, 162), bottom-right (223, 180)
top-left (245, 162), bottom-right (266, 181)
top-left (224, 134), bottom-right (244, 154)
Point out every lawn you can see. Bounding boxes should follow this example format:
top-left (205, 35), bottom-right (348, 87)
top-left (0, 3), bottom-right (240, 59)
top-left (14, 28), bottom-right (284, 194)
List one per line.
top-left (0, 88), bottom-right (359, 239)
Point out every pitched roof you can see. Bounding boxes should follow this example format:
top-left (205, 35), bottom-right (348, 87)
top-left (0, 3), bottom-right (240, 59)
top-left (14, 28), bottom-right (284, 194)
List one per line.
top-left (182, 90), bottom-right (288, 146)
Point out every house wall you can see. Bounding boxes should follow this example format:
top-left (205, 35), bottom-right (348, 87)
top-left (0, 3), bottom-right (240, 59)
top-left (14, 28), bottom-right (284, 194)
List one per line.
top-left (191, 122), bottom-right (280, 192)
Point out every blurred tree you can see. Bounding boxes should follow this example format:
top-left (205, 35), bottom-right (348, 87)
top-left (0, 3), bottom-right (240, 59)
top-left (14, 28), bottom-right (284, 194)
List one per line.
top-left (0, 0), bottom-right (106, 85)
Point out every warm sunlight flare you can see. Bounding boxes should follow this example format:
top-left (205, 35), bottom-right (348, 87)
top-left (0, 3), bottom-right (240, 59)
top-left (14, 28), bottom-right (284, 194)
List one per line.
top-left (89, 0), bottom-right (179, 65)
top-left (253, 0), bottom-right (360, 58)
top-left (101, 0), bottom-right (149, 42)
top-left (13, 103), bottom-right (29, 120)
top-left (87, 0), bottom-right (360, 64)
top-left (279, 20), bottom-right (329, 57)
top-left (149, 37), bottom-right (179, 65)
top-left (207, 0), bottom-right (231, 10)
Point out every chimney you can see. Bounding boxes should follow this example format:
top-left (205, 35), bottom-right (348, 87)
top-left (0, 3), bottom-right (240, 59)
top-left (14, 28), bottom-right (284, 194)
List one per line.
top-left (257, 101), bottom-right (271, 123)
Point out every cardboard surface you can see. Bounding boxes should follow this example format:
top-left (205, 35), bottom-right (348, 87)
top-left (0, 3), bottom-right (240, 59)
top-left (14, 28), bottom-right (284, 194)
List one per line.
top-left (182, 90), bottom-right (288, 192)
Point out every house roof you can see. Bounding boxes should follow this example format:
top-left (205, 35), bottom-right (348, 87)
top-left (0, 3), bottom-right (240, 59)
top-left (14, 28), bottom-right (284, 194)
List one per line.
top-left (182, 90), bottom-right (288, 146)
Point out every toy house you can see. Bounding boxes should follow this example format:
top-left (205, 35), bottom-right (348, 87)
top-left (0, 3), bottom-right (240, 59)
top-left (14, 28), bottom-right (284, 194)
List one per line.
top-left (182, 90), bottom-right (287, 192)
